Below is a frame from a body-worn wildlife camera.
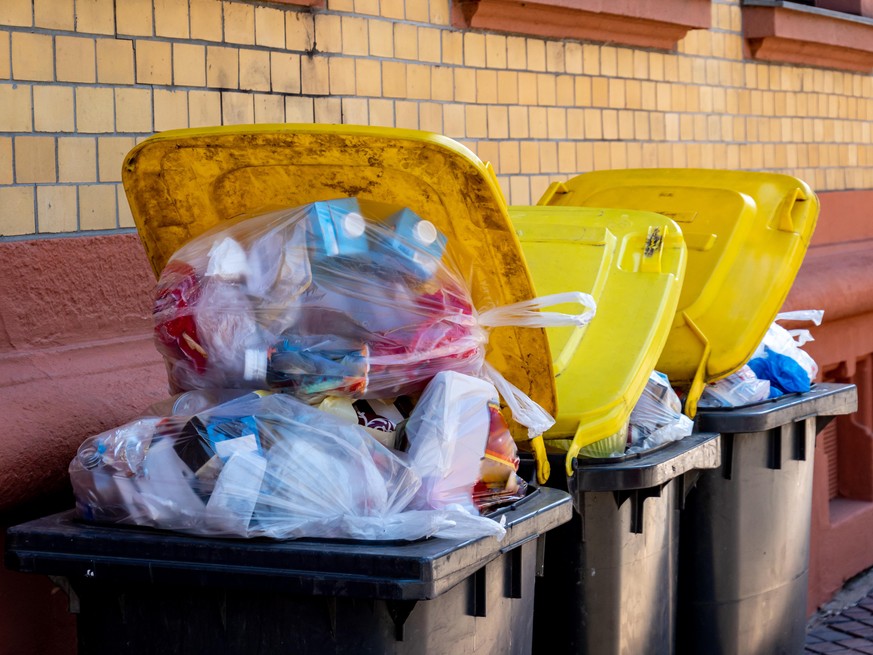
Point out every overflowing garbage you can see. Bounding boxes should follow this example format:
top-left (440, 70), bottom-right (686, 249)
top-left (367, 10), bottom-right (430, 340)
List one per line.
top-left (699, 310), bottom-right (821, 408)
top-left (70, 376), bottom-right (527, 541)
top-left (697, 365), bottom-right (771, 409)
top-left (575, 369), bottom-right (693, 458)
top-left (71, 199), bottom-right (596, 541)
top-left (70, 187), bottom-right (825, 528)
top-left (626, 372), bottom-right (693, 454)
top-left (572, 309), bottom-right (824, 459)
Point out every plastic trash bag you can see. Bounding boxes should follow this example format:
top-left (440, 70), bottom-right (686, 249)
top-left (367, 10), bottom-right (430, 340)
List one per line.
top-left (405, 371), bottom-right (496, 513)
top-left (153, 198), bottom-right (473, 400)
top-left (69, 392), bottom-right (506, 541)
top-left (748, 310), bottom-right (821, 396)
top-left (698, 365), bottom-right (771, 408)
top-left (626, 371), bottom-right (693, 454)
top-left (403, 371), bottom-right (525, 514)
top-left (153, 197), bottom-right (596, 439)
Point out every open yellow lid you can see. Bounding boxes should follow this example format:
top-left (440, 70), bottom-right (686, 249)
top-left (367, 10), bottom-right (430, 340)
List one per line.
top-left (509, 206), bottom-right (686, 475)
top-left (539, 169), bottom-right (819, 416)
top-left (122, 124), bottom-right (556, 426)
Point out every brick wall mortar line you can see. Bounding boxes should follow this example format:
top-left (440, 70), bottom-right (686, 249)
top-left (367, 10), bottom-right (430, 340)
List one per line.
top-left (31, 183), bottom-right (38, 233)
top-left (0, 226), bottom-right (137, 242)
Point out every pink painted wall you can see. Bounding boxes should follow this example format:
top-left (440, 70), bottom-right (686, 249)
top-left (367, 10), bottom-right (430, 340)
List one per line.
top-left (783, 190), bottom-right (873, 613)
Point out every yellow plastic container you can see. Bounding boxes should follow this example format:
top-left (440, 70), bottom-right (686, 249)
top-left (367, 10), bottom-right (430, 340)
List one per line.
top-left (539, 169), bottom-right (819, 416)
top-left (510, 206), bottom-right (687, 474)
top-left (121, 124), bottom-right (557, 476)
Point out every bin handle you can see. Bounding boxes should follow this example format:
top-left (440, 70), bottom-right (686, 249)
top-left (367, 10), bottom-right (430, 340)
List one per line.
top-left (530, 435), bottom-right (550, 485)
top-left (776, 187), bottom-right (807, 233)
top-left (537, 181), bottom-right (569, 206)
top-left (682, 312), bottom-right (712, 419)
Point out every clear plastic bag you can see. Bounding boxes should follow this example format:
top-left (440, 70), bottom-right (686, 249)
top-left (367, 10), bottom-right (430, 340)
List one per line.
top-left (626, 371), bottom-right (693, 454)
top-left (154, 198), bottom-right (477, 400)
top-left (153, 198), bottom-right (596, 439)
top-left (698, 365), bottom-right (771, 408)
top-left (69, 392), bottom-right (505, 541)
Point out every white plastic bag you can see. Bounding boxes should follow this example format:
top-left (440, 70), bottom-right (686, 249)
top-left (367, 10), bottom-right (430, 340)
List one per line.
top-left (626, 372), bottom-right (692, 454)
top-left (752, 310), bottom-right (821, 385)
top-left (405, 371), bottom-right (497, 513)
top-left (153, 198), bottom-right (596, 441)
top-left (747, 309), bottom-right (822, 396)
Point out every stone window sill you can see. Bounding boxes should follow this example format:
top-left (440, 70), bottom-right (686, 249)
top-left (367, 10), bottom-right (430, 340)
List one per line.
top-left (451, 0), bottom-right (711, 51)
top-left (743, 1), bottom-right (873, 71)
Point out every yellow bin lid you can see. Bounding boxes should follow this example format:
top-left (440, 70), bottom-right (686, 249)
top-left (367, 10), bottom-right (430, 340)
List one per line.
top-left (539, 169), bottom-right (819, 416)
top-left (509, 206), bottom-right (686, 475)
top-left (121, 124), bottom-right (556, 428)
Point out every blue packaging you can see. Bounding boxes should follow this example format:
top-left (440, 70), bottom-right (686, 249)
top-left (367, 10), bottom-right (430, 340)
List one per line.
top-left (380, 208), bottom-right (448, 280)
top-left (748, 346), bottom-right (811, 396)
top-left (306, 198), bottom-right (369, 260)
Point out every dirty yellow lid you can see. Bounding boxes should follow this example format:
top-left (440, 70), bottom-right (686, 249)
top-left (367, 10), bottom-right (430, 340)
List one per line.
top-left (539, 169), bottom-right (819, 416)
top-left (509, 206), bottom-right (686, 475)
top-left (121, 124), bottom-right (556, 428)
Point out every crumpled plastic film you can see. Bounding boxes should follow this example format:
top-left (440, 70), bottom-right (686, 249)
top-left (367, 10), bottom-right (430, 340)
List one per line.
top-left (69, 392), bottom-right (507, 541)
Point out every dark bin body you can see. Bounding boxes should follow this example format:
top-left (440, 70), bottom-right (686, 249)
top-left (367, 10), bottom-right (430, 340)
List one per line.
top-left (5, 487), bottom-right (572, 655)
top-left (677, 382), bottom-right (858, 655)
top-left (528, 432), bottom-right (721, 655)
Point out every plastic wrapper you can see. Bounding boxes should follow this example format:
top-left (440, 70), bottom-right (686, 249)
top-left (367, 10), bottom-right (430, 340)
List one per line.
top-left (153, 198), bottom-right (596, 438)
top-left (405, 371), bottom-right (498, 513)
top-left (69, 392), bottom-right (505, 541)
top-left (698, 365), bottom-right (771, 408)
top-left (748, 310), bottom-right (821, 396)
top-left (399, 370), bottom-right (525, 513)
top-left (474, 402), bottom-right (526, 511)
top-left (626, 371), bottom-right (693, 454)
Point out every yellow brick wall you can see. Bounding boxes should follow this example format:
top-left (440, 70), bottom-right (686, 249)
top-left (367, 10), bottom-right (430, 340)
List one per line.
top-left (0, 0), bottom-right (871, 237)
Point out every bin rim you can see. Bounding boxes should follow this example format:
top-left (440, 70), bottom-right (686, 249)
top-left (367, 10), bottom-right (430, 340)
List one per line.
top-left (694, 382), bottom-right (857, 433)
top-left (569, 431), bottom-right (721, 492)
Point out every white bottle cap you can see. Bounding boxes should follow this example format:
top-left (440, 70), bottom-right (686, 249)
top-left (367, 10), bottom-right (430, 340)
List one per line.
top-left (413, 220), bottom-right (438, 245)
top-left (342, 212), bottom-right (366, 238)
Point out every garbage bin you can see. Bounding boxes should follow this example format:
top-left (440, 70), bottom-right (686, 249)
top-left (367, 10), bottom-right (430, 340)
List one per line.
top-left (519, 432), bottom-right (720, 655)
top-left (509, 203), bottom-right (705, 653)
top-left (8, 125), bottom-right (584, 654)
top-left (538, 168), bottom-right (819, 416)
top-left (536, 167), bottom-right (853, 653)
top-left (4, 486), bottom-right (571, 654)
top-left (676, 382), bottom-right (857, 655)
top-left (508, 205), bottom-right (687, 476)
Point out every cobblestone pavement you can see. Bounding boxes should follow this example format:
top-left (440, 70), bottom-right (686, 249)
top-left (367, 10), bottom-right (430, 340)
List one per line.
top-left (806, 569), bottom-right (873, 654)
